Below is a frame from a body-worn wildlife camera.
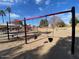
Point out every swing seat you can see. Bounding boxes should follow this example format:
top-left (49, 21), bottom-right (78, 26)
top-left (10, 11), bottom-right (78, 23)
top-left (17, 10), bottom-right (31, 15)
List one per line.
top-left (34, 35), bottom-right (37, 39)
top-left (48, 38), bottom-right (53, 42)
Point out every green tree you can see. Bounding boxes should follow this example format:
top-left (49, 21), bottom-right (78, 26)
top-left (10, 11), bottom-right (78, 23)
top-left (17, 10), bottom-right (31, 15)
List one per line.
top-left (5, 7), bottom-right (11, 23)
top-left (39, 18), bottom-right (49, 27)
top-left (69, 17), bottom-right (79, 26)
top-left (0, 10), bottom-right (6, 23)
top-left (44, 19), bottom-right (49, 26)
top-left (17, 21), bottom-right (23, 26)
top-left (12, 20), bottom-right (23, 26)
top-left (39, 19), bottom-right (44, 27)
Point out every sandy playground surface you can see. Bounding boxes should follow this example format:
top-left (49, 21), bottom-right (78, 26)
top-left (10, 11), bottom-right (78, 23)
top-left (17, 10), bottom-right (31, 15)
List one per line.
top-left (0, 27), bottom-right (79, 59)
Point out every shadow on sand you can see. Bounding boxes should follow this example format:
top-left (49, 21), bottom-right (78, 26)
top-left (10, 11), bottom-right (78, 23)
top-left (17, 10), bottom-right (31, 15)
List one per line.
top-left (0, 34), bottom-right (41, 43)
top-left (0, 43), bottom-right (44, 59)
top-left (42, 36), bottom-right (79, 59)
top-left (13, 36), bottom-right (79, 59)
top-left (1, 36), bottom-right (79, 59)
top-left (0, 43), bottom-right (24, 59)
top-left (14, 45), bottom-right (44, 59)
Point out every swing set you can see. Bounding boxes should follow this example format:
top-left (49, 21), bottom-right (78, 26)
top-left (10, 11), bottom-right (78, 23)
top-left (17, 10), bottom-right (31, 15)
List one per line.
top-left (7, 7), bottom-right (75, 55)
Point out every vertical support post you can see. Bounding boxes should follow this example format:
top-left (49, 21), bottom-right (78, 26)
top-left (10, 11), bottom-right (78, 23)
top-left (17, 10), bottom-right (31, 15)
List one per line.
top-left (24, 18), bottom-right (27, 44)
top-left (71, 7), bottom-right (75, 55)
top-left (7, 22), bottom-right (10, 40)
top-left (17, 26), bottom-right (19, 38)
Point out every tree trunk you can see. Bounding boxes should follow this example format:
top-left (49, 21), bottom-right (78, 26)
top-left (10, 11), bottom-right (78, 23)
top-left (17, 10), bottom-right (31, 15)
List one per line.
top-left (9, 12), bottom-right (11, 23)
top-left (2, 15), bottom-right (4, 23)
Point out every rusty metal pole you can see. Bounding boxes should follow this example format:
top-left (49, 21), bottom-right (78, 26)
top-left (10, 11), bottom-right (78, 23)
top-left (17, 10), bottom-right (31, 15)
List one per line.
top-left (7, 22), bottom-right (10, 40)
top-left (24, 18), bottom-right (27, 44)
top-left (71, 7), bottom-right (75, 55)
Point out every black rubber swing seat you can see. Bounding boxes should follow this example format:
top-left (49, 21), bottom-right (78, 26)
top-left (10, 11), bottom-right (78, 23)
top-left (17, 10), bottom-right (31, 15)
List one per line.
top-left (34, 35), bottom-right (38, 39)
top-left (48, 38), bottom-right (53, 42)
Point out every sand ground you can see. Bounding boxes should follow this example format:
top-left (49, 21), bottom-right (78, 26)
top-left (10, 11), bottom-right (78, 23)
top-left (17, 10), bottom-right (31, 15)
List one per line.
top-left (0, 27), bottom-right (79, 59)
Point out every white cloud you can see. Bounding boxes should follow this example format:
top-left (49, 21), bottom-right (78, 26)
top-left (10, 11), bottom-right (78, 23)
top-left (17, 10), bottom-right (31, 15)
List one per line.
top-left (56, 2), bottom-right (67, 7)
top-left (57, 2), bottom-right (67, 4)
top-left (10, 0), bottom-right (14, 2)
top-left (2, 0), bottom-right (14, 3)
top-left (76, 13), bottom-right (79, 18)
top-left (23, 0), bottom-right (30, 4)
top-left (35, 0), bottom-right (42, 4)
top-left (26, 16), bottom-right (31, 18)
top-left (59, 13), bottom-right (79, 24)
top-left (23, 1), bottom-right (26, 4)
top-left (38, 7), bottom-right (43, 11)
top-left (58, 13), bottom-right (71, 24)
top-left (15, 0), bottom-right (19, 3)
top-left (2, 0), bottom-right (6, 1)
top-left (45, 0), bottom-right (50, 5)
top-left (74, 13), bottom-right (79, 20)
top-left (10, 13), bottom-right (20, 18)
top-left (0, 2), bottom-right (14, 6)
top-left (0, 0), bottom-right (19, 6)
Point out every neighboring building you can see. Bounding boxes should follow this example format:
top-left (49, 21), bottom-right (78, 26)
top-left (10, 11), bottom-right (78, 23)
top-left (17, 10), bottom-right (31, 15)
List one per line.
top-left (0, 23), bottom-right (18, 31)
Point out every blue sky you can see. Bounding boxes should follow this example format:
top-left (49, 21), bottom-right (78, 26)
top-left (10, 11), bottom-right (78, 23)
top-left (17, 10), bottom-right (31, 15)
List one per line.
top-left (0, 0), bottom-right (79, 25)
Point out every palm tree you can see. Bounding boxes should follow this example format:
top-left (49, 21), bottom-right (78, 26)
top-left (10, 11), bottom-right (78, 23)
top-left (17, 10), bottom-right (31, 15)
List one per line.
top-left (5, 7), bottom-right (11, 23)
top-left (0, 10), bottom-right (6, 23)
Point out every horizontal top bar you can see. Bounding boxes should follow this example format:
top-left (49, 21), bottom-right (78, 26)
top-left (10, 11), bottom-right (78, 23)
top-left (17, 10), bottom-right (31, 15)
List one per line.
top-left (23, 10), bottom-right (71, 21)
top-left (46, 10), bottom-right (71, 16)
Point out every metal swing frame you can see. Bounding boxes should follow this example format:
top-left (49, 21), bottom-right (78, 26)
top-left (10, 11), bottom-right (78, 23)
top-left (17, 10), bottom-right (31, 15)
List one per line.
top-left (7, 7), bottom-right (75, 55)
top-left (23, 7), bottom-right (75, 55)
